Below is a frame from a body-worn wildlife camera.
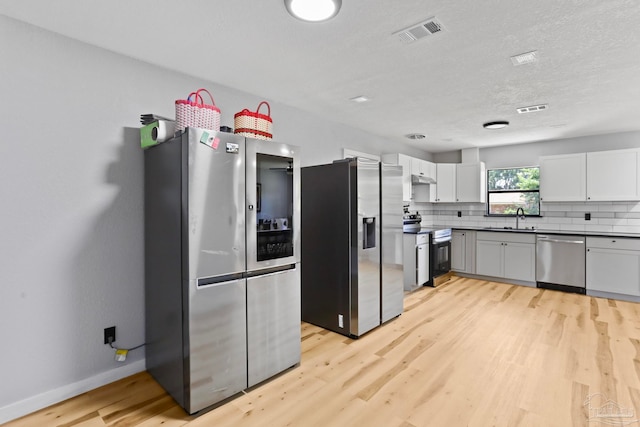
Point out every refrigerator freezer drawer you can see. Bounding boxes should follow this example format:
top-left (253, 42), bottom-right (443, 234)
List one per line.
top-left (188, 278), bottom-right (247, 413)
top-left (247, 266), bottom-right (301, 387)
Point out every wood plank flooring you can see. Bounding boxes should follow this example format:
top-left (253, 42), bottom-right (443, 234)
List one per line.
top-left (7, 276), bottom-right (640, 427)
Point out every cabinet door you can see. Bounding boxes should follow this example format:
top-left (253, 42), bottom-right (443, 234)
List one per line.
top-left (397, 154), bottom-right (412, 202)
top-left (539, 153), bottom-right (586, 202)
top-left (424, 161), bottom-right (436, 181)
top-left (456, 163), bottom-right (486, 203)
top-left (417, 244), bottom-right (429, 285)
top-left (587, 248), bottom-right (640, 296)
top-left (587, 149), bottom-right (640, 201)
top-left (435, 163), bottom-right (457, 202)
top-left (503, 242), bottom-right (536, 282)
top-left (476, 240), bottom-right (503, 277)
top-left (411, 157), bottom-right (425, 177)
top-left (451, 231), bottom-right (466, 271)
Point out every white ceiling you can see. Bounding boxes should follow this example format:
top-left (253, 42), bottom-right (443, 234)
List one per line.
top-left (3, 0), bottom-right (640, 153)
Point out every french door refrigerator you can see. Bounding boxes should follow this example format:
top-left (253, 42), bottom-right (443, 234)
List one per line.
top-left (301, 158), bottom-right (403, 338)
top-left (144, 128), bottom-right (301, 414)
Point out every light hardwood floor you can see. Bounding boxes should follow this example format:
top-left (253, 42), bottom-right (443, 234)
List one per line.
top-left (7, 276), bottom-right (640, 427)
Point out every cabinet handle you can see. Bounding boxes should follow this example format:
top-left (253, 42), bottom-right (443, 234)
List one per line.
top-left (588, 197), bottom-right (591, 200)
top-left (587, 248), bottom-right (590, 252)
top-left (612, 240), bottom-right (616, 243)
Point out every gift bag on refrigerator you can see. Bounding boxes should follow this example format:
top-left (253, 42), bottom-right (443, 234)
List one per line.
top-left (234, 101), bottom-right (273, 140)
top-left (175, 88), bottom-right (221, 132)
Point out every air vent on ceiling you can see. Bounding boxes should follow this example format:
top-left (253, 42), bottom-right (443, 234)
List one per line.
top-left (394, 17), bottom-right (444, 43)
top-left (517, 104), bottom-right (548, 114)
top-left (510, 50), bottom-right (538, 66)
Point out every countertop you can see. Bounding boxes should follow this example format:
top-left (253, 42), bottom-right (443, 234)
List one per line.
top-left (403, 224), bottom-right (453, 235)
top-left (449, 225), bottom-right (640, 239)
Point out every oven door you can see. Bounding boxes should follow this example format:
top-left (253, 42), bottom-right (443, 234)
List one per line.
top-left (431, 238), bottom-right (451, 278)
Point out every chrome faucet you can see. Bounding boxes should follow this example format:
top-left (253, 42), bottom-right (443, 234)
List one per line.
top-left (515, 207), bottom-right (525, 229)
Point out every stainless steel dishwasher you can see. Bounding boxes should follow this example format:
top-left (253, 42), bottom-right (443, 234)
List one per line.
top-left (536, 234), bottom-right (586, 294)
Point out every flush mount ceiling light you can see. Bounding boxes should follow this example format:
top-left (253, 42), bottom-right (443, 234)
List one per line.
top-left (483, 121), bottom-right (509, 130)
top-left (284, 0), bottom-right (342, 22)
top-left (349, 95), bottom-right (370, 103)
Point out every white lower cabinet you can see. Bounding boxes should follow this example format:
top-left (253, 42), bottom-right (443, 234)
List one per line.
top-left (403, 233), bottom-right (430, 291)
top-left (476, 240), bottom-right (503, 277)
top-left (452, 230), bottom-right (476, 273)
top-left (502, 242), bottom-right (536, 282)
top-left (586, 237), bottom-right (640, 296)
top-left (475, 232), bottom-right (536, 282)
top-left (451, 230), bottom-right (466, 272)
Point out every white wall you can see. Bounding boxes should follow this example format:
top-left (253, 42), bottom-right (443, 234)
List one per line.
top-left (0, 15), bottom-right (428, 423)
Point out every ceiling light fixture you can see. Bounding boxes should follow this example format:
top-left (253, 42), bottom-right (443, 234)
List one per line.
top-left (405, 133), bottom-right (426, 140)
top-left (349, 95), bottom-right (370, 103)
top-left (483, 121), bottom-right (509, 130)
top-left (284, 0), bottom-right (342, 22)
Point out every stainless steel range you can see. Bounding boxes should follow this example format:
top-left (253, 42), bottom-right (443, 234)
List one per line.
top-left (403, 224), bottom-right (452, 287)
top-left (428, 227), bottom-right (452, 279)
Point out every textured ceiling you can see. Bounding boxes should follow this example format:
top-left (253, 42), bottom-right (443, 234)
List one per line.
top-left (2, 0), bottom-right (640, 152)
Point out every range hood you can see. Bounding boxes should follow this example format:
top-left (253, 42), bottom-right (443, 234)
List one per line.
top-left (411, 174), bottom-right (436, 184)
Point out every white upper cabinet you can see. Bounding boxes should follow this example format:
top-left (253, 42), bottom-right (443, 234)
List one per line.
top-left (433, 163), bottom-right (457, 202)
top-left (586, 148), bottom-right (640, 201)
top-left (539, 153), bottom-right (586, 202)
top-left (456, 162), bottom-right (486, 203)
top-left (540, 148), bottom-right (640, 202)
top-left (382, 153), bottom-right (412, 202)
top-left (410, 157), bottom-right (436, 181)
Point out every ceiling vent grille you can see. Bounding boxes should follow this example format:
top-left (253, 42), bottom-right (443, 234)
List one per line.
top-left (510, 51), bottom-right (539, 66)
top-left (394, 17), bottom-right (444, 43)
top-left (517, 104), bottom-right (548, 114)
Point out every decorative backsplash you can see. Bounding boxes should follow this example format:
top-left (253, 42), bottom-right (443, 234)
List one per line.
top-left (414, 201), bottom-right (640, 233)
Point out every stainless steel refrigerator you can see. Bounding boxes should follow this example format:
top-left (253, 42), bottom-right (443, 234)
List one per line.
top-left (144, 128), bottom-right (301, 414)
top-left (300, 157), bottom-right (403, 338)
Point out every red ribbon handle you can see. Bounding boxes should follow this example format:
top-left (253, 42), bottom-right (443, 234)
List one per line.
top-left (256, 101), bottom-right (271, 117)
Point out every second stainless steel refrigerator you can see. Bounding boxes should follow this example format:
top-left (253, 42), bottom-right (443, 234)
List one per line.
top-left (145, 128), bottom-right (301, 414)
top-left (301, 158), bottom-right (403, 338)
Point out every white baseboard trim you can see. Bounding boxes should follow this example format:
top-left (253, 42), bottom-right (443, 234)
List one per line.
top-left (0, 359), bottom-right (146, 424)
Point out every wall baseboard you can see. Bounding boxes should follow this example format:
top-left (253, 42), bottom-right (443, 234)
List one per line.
top-left (0, 359), bottom-right (146, 424)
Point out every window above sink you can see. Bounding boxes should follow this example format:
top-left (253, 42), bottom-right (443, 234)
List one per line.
top-left (487, 166), bottom-right (540, 217)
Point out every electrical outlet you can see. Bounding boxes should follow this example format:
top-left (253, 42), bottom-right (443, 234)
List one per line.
top-left (457, 211), bottom-right (462, 217)
top-left (104, 326), bottom-right (116, 345)
top-left (585, 213), bottom-right (591, 221)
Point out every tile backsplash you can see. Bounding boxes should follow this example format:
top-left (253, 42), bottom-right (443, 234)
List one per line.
top-left (412, 201), bottom-right (640, 233)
